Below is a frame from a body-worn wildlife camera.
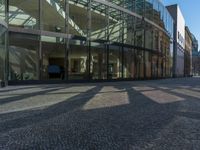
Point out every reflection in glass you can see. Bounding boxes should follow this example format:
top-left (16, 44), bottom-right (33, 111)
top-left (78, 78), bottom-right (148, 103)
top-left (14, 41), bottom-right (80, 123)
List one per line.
top-left (90, 42), bottom-right (107, 79)
top-left (4, 0), bottom-right (174, 81)
top-left (42, 0), bottom-right (65, 32)
top-left (9, 33), bottom-right (39, 80)
top-left (124, 47), bottom-right (135, 78)
top-left (152, 54), bottom-right (158, 78)
top-left (9, 0), bottom-right (39, 29)
top-left (0, 0), bottom-right (5, 20)
top-left (0, 25), bottom-right (6, 81)
top-left (91, 1), bottom-right (107, 41)
top-left (68, 39), bottom-right (88, 80)
top-left (109, 45), bottom-right (122, 79)
top-left (42, 36), bottom-right (65, 80)
top-left (135, 49), bottom-right (144, 79)
top-left (145, 51), bottom-right (152, 78)
top-left (69, 0), bottom-right (88, 37)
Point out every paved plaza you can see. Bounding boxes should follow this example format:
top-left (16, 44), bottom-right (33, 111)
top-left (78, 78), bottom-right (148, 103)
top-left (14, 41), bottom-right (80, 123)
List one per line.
top-left (0, 78), bottom-right (200, 150)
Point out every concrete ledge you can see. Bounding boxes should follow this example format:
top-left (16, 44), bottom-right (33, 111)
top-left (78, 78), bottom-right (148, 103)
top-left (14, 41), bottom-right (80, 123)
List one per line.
top-left (8, 77), bottom-right (173, 86)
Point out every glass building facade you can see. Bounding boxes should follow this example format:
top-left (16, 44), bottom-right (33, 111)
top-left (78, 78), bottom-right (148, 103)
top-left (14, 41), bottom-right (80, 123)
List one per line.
top-left (0, 0), bottom-right (8, 84)
top-left (4, 0), bottom-right (174, 82)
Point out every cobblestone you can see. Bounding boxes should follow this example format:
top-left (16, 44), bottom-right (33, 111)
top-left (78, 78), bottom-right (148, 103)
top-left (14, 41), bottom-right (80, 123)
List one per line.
top-left (0, 78), bottom-right (200, 149)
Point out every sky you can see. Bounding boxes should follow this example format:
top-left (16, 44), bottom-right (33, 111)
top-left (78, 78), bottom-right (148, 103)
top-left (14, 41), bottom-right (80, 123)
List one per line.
top-left (163, 0), bottom-right (200, 49)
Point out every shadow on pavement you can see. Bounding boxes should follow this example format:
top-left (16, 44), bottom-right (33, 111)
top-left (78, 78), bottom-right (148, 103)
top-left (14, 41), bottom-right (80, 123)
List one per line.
top-left (0, 79), bottom-right (200, 149)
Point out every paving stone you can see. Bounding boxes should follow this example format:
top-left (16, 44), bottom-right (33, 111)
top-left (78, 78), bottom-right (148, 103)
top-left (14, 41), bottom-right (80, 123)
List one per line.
top-left (0, 78), bottom-right (200, 149)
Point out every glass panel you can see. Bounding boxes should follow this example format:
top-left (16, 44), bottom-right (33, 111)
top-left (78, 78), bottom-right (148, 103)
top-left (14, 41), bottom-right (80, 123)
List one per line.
top-left (69, 0), bottom-right (88, 37)
top-left (9, 32), bottom-right (39, 80)
top-left (91, 2), bottom-right (107, 41)
top-left (109, 7), bottom-right (123, 43)
top-left (41, 35), bottom-right (65, 80)
top-left (107, 6), bottom-right (123, 79)
top-left (161, 31), bottom-right (172, 77)
top-left (110, 0), bottom-right (124, 7)
top-left (153, 0), bottom-right (159, 25)
top-left (153, 28), bottom-right (159, 50)
top-left (145, 0), bottom-right (153, 20)
top-left (9, 0), bottom-right (39, 29)
top-left (139, 50), bottom-right (144, 78)
top-left (125, 0), bottom-right (135, 10)
top-left (124, 15), bottom-right (135, 45)
top-left (158, 56), bottom-right (162, 77)
top-left (0, 0), bottom-right (5, 20)
top-left (42, 0), bottom-right (65, 32)
top-left (168, 39), bottom-right (173, 77)
top-left (90, 42), bottom-right (107, 79)
top-left (135, 49), bottom-right (144, 79)
top-left (123, 47), bottom-right (135, 78)
top-left (135, 18), bottom-right (144, 47)
top-left (152, 54), bottom-right (158, 78)
top-left (145, 23), bottom-right (153, 49)
top-left (158, 2), bottom-right (164, 28)
top-left (0, 25), bottom-right (6, 81)
top-left (68, 38), bottom-right (88, 80)
top-left (108, 45), bottom-right (122, 79)
top-left (135, 0), bottom-right (144, 16)
top-left (145, 51), bottom-right (151, 78)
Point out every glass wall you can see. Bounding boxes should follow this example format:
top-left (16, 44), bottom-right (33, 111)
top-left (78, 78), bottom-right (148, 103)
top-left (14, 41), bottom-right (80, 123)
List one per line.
top-left (135, 18), bottom-right (144, 47)
top-left (42, 0), bottom-right (65, 32)
top-left (6, 0), bottom-right (174, 81)
top-left (123, 47), bottom-right (135, 79)
top-left (91, 1), bottom-right (107, 41)
top-left (68, 38), bottom-right (89, 80)
top-left (145, 0), bottom-right (153, 20)
top-left (41, 35), bottom-right (65, 80)
top-left (109, 44), bottom-right (122, 79)
top-left (9, 0), bottom-right (39, 29)
top-left (152, 54), bottom-right (158, 78)
top-left (9, 32), bottom-right (39, 80)
top-left (0, 25), bottom-right (6, 81)
top-left (134, 49), bottom-right (144, 79)
top-left (91, 42), bottom-right (107, 80)
top-left (158, 56), bottom-right (162, 77)
top-left (145, 51), bottom-right (152, 78)
top-left (0, 0), bottom-right (5, 20)
top-left (108, 7), bottom-right (123, 79)
top-left (135, 0), bottom-right (145, 16)
top-left (124, 15), bottom-right (135, 45)
top-left (145, 23), bottom-right (153, 49)
top-left (69, 0), bottom-right (88, 37)
top-left (0, 0), bottom-right (7, 83)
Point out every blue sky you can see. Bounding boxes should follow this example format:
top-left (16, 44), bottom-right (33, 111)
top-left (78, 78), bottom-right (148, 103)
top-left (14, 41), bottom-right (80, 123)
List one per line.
top-left (163, 0), bottom-right (200, 49)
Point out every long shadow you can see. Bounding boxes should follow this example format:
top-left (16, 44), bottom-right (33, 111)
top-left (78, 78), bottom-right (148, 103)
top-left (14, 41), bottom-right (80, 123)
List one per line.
top-left (0, 85), bottom-right (103, 133)
top-left (0, 86), bottom-right (68, 105)
top-left (177, 111), bottom-right (200, 120)
top-left (0, 86), bottom-right (40, 93)
top-left (100, 83), bottom-right (180, 148)
top-left (0, 84), bottom-right (73, 94)
top-left (0, 90), bottom-right (127, 97)
top-left (0, 81), bottom-right (200, 149)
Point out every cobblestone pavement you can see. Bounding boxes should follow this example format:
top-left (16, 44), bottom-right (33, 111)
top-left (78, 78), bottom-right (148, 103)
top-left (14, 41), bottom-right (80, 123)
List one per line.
top-left (0, 78), bottom-right (200, 150)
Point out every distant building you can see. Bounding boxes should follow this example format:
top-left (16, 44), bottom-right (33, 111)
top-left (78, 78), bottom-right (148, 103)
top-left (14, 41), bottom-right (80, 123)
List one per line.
top-left (167, 4), bottom-right (185, 77)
